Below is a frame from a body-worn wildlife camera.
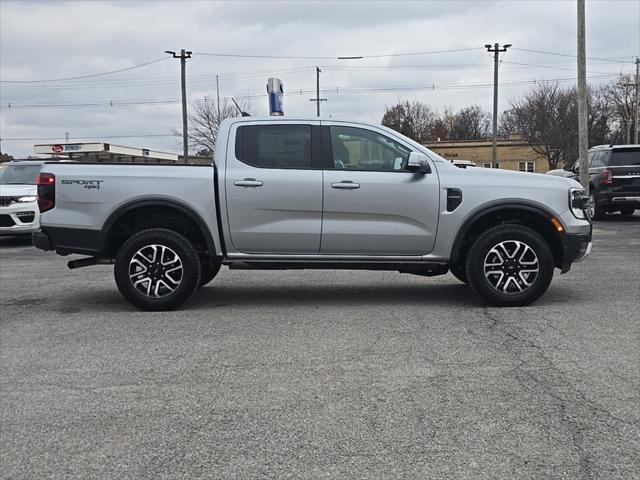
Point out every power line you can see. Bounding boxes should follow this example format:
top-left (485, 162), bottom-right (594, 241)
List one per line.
top-left (193, 47), bottom-right (484, 60)
top-left (0, 73), bottom-right (621, 110)
top-left (0, 57), bottom-right (172, 83)
top-left (511, 47), bottom-right (635, 63)
top-left (1, 134), bottom-right (178, 142)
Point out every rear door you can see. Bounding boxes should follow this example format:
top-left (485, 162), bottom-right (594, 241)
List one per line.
top-left (320, 123), bottom-right (440, 255)
top-left (224, 121), bottom-right (323, 254)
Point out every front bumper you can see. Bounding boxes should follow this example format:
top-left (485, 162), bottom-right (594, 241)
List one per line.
top-left (0, 203), bottom-right (40, 235)
top-left (560, 222), bottom-right (592, 271)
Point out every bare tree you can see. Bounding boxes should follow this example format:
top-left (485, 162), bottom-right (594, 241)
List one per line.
top-left (381, 100), bottom-right (438, 144)
top-left (502, 82), bottom-right (579, 169)
top-left (449, 105), bottom-right (490, 140)
top-left (503, 82), bottom-right (615, 170)
top-left (172, 97), bottom-right (249, 157)
top-left (604, 74), bottom-right (636, 143)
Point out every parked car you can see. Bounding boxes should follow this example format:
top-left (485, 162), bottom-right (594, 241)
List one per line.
top-left (547, 145), bottom-right (640, 219)
top-left (32, 117), bottom-right (591, 310)
top-left (0, 161), bottom-right (43, 236)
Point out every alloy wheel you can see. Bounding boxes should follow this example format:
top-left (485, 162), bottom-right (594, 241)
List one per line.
top-left (128, 244), bottom-right (183, 298)
top-left (483, 240), bottom-right (539, 294)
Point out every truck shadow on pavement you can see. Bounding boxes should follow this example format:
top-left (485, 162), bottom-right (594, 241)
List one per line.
top-left (42, 281), bottom-right (587, 314)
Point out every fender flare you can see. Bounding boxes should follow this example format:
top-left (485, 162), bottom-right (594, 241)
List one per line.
top-left (449, 200), bottom-right (561, 264)
top-left (102, 198), bottom-right (218, 260)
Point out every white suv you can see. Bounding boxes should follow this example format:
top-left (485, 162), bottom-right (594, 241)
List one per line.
top-left (0, 161), bottom-right (43, 236)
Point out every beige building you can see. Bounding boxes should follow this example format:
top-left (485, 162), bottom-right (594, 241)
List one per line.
top-left (425, 137), bottom-right (550, 174)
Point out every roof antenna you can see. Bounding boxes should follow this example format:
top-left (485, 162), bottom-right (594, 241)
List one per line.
top-left (232, 97), bottom-right (250, 117)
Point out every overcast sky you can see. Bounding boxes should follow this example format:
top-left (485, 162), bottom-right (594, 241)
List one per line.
top-left (1, 0), bottom-right (638, 157)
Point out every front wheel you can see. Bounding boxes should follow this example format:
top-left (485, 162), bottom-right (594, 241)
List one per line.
top-left (465, 225), bottom-right (554, 307)
top-left (114, 228), bottom-right (201, 311)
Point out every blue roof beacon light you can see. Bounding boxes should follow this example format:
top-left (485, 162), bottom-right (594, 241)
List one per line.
top-left (267, 77), bottom-right (284, 116)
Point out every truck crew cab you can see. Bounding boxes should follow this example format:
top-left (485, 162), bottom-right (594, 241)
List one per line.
top-left (32, 117), bottom-right (592, 310)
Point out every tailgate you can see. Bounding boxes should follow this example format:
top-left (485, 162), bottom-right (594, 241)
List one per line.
top-left (610, 148), bottom-right (640, 196)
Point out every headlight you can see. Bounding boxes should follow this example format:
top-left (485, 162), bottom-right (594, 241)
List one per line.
top-left (569, 188), bottom-right (587, 219)
top-left (17, 196), bottom-right (37, 203)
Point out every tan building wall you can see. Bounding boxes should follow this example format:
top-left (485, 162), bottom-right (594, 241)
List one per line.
top-left (425, 138), bottom-right (550, 173)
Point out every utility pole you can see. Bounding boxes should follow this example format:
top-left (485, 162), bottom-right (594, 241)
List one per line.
top-left (216, 74), bottom-right (221, 122)
top-left (634, 57), bottom-right (639, 144)
top-left (309, 66), bottom-right (327, 117)
top-left (485, 43), bottom-right (511, 166)
top-left (577, 0), bottom-right (589, 190)
top-left (165, 49), bottom-right (192, 163)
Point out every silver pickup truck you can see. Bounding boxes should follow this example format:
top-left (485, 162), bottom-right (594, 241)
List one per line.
top-left (33, 117), bottom-right (592, 310)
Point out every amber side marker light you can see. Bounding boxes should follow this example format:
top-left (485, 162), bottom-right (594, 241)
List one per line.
top-left (550, 217), bottom-right (564, 233)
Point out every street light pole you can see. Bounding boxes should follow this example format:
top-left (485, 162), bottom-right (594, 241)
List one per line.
top-left (165, 49), bottom-right (192, 163)
top-left (485, 43), bottom-right (511, 167)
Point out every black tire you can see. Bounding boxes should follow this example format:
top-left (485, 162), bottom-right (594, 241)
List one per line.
top-left (465, 224), bottom-right (554, 307)
top-left (449, 264), bottom-right (468, 283)
top-left (114, 228), bottom-right (201, 311)
top-left (199, 261), bottom-right (222, 288)
top-left (589, 191), bottom-right (606, 221)
top-left (619, 208), bottom-right (635, 216)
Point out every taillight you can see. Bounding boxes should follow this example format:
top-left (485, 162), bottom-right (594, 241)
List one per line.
top-left (36, 172), bottom-right (55, 213)
top-left (600, 169), bottom-right (612, 185)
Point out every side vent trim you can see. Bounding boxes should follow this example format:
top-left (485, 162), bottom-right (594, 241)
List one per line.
top-left (446, 188), bottom-right (462, 212)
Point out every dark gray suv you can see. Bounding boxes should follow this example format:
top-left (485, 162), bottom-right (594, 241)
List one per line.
top-left (548, 145), bottom-right (640, 219)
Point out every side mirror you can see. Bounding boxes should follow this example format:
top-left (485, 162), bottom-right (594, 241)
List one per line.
top-left (406, 152), bottom-right (430, 174)
top-left (563, 163), bottom-right (575, 172)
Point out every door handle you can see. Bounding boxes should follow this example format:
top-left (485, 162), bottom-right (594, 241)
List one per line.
top-left (234, 178), bottom-right (263, 187)
top-left (331, 181), bottom-right (360, 189)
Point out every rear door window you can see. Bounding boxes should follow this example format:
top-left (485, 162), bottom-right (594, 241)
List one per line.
top-left (236, 125), bottom-right (312, 169)
top-left (609, 148), bottom-right (640, 166)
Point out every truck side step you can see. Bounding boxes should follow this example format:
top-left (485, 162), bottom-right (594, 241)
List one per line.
top-left (67, 257), bottom-right (115, 269)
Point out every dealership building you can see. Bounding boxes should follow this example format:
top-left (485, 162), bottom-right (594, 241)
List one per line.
top-left (33, 142), bottom-right (180, 163)
top-left (425, 136), bottom-right (550, 173)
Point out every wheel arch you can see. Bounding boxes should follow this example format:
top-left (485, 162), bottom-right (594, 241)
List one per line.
top-left (102, 198), bottom-right (218, 262)
top-left (449, 201), bottom-right (565, 269)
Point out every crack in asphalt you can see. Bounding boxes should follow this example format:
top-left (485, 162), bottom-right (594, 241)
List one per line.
top-left (476, 307), bottom-right (638, 480)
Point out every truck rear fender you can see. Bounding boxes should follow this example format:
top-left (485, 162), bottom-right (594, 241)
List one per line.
top-left (102, 198), bottom-right (220, 264)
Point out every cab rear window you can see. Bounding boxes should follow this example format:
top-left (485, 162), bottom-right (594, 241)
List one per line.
top-left (610, 148), bottom-right (640, 166)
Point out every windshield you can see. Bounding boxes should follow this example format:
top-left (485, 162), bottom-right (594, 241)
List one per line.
top-left (0, 164), bottom-right (41, 185)
top-left (610, 148), bottom-right (640, 166)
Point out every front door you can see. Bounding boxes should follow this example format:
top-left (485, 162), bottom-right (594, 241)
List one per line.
top-left (225, 121), bottom-right (322, 254)
top-left (320, 124), bottom-right (440, 255)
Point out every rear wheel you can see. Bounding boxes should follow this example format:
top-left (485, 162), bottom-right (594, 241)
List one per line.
top-left (619, 208), bottom-right (635, 216)
top-left (588, 191), bottom-right (606, 220)
top-left (114, 228), bottom-right (201, 311)
top-left (465, 225), bottom-right (554, 307)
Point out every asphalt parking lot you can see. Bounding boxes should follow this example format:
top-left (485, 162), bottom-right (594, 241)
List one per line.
top-left (1, 214), bottom-right (639, 479)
